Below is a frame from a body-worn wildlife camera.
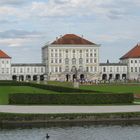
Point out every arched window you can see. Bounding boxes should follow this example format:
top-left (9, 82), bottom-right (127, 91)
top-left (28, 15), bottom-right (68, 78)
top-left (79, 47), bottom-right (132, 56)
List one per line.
top-left (71, 66), bottom-right (76, 72)
top-left (79, 58), bottom-right (83, 64)
top-left (65, 58), bottom-right (69, 65)
top-left (79, 66), bottom-right (83, 72)
top-left (72, 58), bottom-right (76, 65)
top-left (65, 66), bottom-right (69, 72)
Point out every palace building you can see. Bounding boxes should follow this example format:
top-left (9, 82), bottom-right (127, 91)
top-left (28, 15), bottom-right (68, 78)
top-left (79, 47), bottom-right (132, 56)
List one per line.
top-left (0, 34), bottom-right (139, 82)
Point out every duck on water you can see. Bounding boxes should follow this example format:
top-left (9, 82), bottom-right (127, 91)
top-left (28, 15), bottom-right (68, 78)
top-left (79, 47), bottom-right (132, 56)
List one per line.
top-left (46, 133), bottom-right (50, 139)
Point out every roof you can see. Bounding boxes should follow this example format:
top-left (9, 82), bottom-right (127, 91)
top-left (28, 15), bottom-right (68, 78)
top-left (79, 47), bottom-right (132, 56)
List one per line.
top-left (12, 63), bottom-right (45, 67)
top-left (0, 50), bottom-right (11, 58)
top-left (100, 63), bottom-right (127, 66)
top-left (51, 34), bottom-right (96, 45)
top-left (120, 44), bottom-right (140, 59)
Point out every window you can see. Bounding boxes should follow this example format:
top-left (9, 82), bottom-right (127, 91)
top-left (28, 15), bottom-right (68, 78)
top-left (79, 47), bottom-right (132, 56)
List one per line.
top-left (59, 59), bottom-right (62, 63)
top-left (7, 61), bottom-right (9, 64)
top-left (59, 67), bottom-right (62, 72)
top-left (65, 58), bottom-right (69, 65)
top-left (79, 58), bottom-right (83, 64)
top-left (90, 66), bottom-right (93, 72)
top-left (65, 66), bottom-right (69, 72)
top-left (90, 58), bottom-right (93, 63)
top-left (55, 67), bottom-right (58, 72)
top-left (51, 67), bottom-right (54, 72)
top-left (34, 68), bottom-right (37, 73)
top-left (66, 49), bottom-right (68, 53)
top-left (131, 60), bottom-right (133, 63)
top-left (72, 58), bottom-right (76, 65)
top-left (94, 67), bottom-right (97, 72)
top-left (135, 67), bottom-right (137, 72)
top-left (7, 68), bottom-right (9, 74)
top-left (90, 53), bottom-right (93, 57)
top-left (13, 68), bottom-right (16, 73)
top-left (86, 59), bottom-right (89, 63)
top-left (123, 67), bottom-right (126, 72)
top-left (86, 67), bottom-right (89, 72)
top-left (27, 68), bottom-right (30, 73)
top-left (73, 50), bottom-right (75, 53)
top-left (51, 59), bottom-right (53, 63)
top-left (20, 68), bottom-right (23, 73)
top-left (131, 67), bottom-right (133, 72)
top-left (86, 53), bottom-right (89, 57)
top-left (51, 53), bottom-right (53, 57)
top-left (2, 68), bottom-right (4, 73)
top-left (79, 66), bottom-right (83, 72)
top-left (110, 67), bottom-right (112, 72)
top-left (94, 53), bottom-right (97, 57)
top-left (41, 68), bottom-right (44, 73)
top-left (116, 67), bottom-right (119, 72)
top-left (55, 59), bottom-right (57, 63)
top-left (135, 60), bottom-right (137, 63)
top-left (94, 59), bottom-right (97, 63)
top-left (55, 53), bottom-right (57, 57)
top-left (103, 67), bottom-right (106, 72)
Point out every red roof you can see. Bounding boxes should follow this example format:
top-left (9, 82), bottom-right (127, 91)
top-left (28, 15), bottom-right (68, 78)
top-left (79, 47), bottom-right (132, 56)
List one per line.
top-left (51, 34), bottom-right (96, 45)
top-left (0, 50), bottom-right (11, 59)
top-left (120, 44), bottom-right (140, 59)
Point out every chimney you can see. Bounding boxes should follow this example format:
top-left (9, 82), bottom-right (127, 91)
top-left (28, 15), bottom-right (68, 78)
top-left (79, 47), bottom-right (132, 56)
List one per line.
top-left (107, 59), bottom-right (109, 63)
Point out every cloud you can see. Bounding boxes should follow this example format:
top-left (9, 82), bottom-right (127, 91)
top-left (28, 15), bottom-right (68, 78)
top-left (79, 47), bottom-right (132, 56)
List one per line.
top-left (0, 29), bottom-right (42, 39)
top-left (0, 29), bottom-right (44, 47)
top-left (0, 0), bottom-right (28, 6)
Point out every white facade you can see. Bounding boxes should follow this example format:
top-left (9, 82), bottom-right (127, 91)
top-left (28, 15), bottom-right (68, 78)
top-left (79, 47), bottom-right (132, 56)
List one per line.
top-left (99, 63), bottom-right (128, 80)
top-left (0, 34), bottom-right (140, 82)
top-left (11, 64), bottom-right (46, 81)
top-left (42, 44), bottom-right (100, 81)
top-left (120, 58), bottom-right (140, 80)
top-left (0, 58), bottom-right (12, 80)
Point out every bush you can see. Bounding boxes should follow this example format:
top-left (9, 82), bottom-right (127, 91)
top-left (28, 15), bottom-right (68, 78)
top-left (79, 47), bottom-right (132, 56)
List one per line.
top-left (9, 93), bottom-right (134, 105)
top-left (28, 83), bottom-right (96, 93)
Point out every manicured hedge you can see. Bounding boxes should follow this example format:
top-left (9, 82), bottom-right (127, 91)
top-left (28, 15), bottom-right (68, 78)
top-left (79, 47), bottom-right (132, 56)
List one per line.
top-left (0, 81), bottom-right (96, 93)
top-left (28, 83), bottom-right (96, 93)
top-left (9, 93), bottom-right (134, 105)
top-left (0, 81), bottom-right (29, 86)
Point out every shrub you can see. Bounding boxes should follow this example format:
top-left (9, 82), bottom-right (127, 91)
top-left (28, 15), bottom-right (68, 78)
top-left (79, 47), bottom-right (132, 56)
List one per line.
top-left (9, 93), bottom-right (134, 105)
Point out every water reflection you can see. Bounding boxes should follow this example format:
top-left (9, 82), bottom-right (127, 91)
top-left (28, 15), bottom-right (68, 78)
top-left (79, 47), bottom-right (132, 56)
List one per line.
top-left (0, 125), bottom-right (140, 140)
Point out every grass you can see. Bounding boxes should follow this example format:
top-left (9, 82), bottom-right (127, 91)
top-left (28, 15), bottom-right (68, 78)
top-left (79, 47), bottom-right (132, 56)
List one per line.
top-left (0, 86), bottom-right (57, 105)
top-left (80, 84), bottom-right (140, 94)
top-left (0, 81), bottom-right (139, 105)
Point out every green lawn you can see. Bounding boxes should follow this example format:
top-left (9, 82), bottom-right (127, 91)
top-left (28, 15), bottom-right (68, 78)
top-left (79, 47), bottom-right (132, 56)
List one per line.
top-left (0, 86), bottom-right (57, 105)
top-left (80, 84), bottom-right (140, 94)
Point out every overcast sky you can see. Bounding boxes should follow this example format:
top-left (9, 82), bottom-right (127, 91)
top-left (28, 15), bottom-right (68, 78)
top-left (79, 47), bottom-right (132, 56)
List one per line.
top-left (0, 0), bottom-right (140, 63)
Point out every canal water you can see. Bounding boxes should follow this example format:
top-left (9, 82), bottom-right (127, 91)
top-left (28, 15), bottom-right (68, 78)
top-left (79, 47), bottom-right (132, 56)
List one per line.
top-left (0, 125), bottom-right (140, 140)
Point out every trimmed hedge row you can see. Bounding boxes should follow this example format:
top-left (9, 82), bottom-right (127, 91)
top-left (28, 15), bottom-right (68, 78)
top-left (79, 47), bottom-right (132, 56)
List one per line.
top-left (27, 83), bottom-right (96, 93)
top-left (9, 93), bottom-right (134, 105)
top-left (0, 81), bottom-right (96, 93)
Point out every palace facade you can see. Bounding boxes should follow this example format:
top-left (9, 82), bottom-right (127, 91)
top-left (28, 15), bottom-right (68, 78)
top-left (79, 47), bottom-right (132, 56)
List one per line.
top-left (0, 34), bottom-right (139, 82)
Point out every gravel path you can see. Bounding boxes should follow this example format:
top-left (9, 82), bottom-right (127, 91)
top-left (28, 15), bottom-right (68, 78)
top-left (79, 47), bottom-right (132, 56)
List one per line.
top-left (0, 105), bottom-right (140, 114)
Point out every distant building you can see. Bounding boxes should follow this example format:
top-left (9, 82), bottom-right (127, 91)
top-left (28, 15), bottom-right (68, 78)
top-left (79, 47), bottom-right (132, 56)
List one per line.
top-left (120, 44), bottom-right (140, 80)
top-left (0, 50), bottom-right (12, 80)
top-left (0, 34), bottom-right (140, 81)
top-left (42, 34), bottom-right (100, 81)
